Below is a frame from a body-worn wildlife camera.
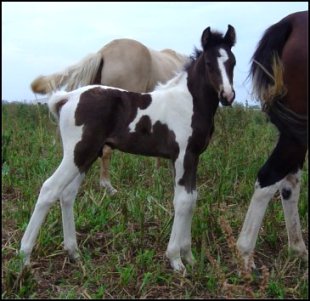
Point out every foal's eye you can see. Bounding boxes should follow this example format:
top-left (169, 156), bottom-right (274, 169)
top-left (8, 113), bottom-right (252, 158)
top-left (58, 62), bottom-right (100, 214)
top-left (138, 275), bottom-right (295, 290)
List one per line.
top-left (205, 61), bottom-right (214, 72)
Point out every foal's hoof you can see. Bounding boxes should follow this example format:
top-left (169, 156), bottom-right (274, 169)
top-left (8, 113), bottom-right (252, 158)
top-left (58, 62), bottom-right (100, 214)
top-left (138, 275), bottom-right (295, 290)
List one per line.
top-left (68, 250), bottom-right (80, 263)
top-left (288, 248), bottom-right (308, 264)
top-left (183, 253), bottom-right (196, 267)
top-left (237, 257), bottom-right (257, 277)
top-left (19, 250), bottom-right (31, 267)
top-left (107, 187), bottom-right (118, 196)
top-left (298, 249), bottom-right (308, 263)
top-left (167, 256), bottom-right (186, 274)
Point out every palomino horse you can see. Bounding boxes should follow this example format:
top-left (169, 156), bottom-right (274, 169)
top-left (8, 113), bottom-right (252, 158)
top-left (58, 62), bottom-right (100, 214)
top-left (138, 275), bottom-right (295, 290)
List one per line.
top-left (31, 39), bottom-right (189, 195)
top-left (237, 11), bottom-right (308, 269)
top-left (21, 25), bottom-right (236, 272)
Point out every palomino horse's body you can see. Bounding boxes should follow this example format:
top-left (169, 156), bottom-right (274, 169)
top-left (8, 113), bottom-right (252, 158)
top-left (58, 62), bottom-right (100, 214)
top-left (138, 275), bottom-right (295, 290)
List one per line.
top-left (31, 38), bottom-right (189, 194)
top-left (237, 11), bottom-right (308, 269)
top-left (21, 25), bottom-right (236, 272)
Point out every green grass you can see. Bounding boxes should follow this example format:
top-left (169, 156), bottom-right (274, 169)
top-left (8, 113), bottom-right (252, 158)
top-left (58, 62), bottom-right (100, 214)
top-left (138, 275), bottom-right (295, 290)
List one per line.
top-left (2, 102), bottom-right (308, 298)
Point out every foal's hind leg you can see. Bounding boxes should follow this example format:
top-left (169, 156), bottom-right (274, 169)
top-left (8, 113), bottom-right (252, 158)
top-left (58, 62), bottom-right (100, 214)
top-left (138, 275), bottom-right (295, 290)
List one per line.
top-left (99, 145), bottom-right (117, 195)
top-left (280, 170), bottom-right (308, 261)
top-left (20, 157), bottom-right (80, 265)
top-left (60, 173), bottom-right (85, 261)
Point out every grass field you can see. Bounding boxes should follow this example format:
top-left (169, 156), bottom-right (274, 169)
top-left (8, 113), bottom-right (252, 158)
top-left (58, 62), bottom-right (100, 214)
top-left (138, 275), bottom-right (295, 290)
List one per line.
top-left (2, 102), bottom-right (308, 298)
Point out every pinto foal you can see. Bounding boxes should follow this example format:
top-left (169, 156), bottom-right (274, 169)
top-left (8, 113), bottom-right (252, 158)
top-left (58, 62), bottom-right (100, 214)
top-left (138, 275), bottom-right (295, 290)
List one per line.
top-left (31, 38), bottom-right (189, 196)
top-left (20, 25), bottom-right (236, 272)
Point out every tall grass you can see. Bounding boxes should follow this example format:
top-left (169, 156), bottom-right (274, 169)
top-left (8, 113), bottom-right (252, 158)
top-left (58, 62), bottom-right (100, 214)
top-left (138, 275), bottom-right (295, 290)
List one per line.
top-left (2, 103), bottom-right (308, 298)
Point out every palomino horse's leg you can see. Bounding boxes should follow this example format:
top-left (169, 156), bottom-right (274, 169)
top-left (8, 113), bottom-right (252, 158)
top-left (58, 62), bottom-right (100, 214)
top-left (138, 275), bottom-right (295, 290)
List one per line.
top-left (99, 145), bottom-right (117, 195)
top-left (280, 170), bottom-right (308, 261)
top-left (20, 157), bottom-right (81, 265)
top-left (166, 154), bottom-right (198, 272)
top-left (60, 173), bottom-right (85, 261)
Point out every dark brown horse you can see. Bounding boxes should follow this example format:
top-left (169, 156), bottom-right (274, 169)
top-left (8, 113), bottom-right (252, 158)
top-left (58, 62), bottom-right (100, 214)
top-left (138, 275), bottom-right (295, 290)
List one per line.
top-left (237, 11), bottom-right (308, 269)
top-left (21, 25), bottom-right (236, 272)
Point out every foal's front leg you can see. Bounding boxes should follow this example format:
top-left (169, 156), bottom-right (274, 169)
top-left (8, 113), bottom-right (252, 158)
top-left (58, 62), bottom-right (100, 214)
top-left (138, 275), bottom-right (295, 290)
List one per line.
top-left (166, 155), bottom-right (198, 272)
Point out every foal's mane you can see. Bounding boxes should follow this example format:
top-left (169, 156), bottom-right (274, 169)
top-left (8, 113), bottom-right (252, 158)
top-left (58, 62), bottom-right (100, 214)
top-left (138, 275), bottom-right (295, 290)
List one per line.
top-left (156, 30), bottom-right (229, 89)
top-left (154, 72), bottom-right (185, 91)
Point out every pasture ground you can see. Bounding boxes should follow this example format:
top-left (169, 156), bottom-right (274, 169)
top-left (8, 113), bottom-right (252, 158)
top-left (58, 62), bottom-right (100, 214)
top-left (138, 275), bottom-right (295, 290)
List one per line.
top-left (2, 103), bottom-right (308, 298)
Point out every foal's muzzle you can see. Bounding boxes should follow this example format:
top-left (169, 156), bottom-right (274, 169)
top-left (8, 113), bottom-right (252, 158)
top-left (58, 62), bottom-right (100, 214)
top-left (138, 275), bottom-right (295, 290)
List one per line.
top-left (219, 89), bottom-right (235, 106)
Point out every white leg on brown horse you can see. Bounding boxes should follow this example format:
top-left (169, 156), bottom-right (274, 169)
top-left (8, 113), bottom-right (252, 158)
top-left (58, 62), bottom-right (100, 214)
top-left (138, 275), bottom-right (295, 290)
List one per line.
top-left (280, 170), bottom-right (308, 261)
top-left (180, 188), bottom-right (197, 267)
top-left (236, 181), bottom-right (280, 269)
top-left (99, 145), bottom-right (117, 195)
top-left (166, 155), bottom-right (197, 272)
top-left (60, 173), bottom-right (85, 261)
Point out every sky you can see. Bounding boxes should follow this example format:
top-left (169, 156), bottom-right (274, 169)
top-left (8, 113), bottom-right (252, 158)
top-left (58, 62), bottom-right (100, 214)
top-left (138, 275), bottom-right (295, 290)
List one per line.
top-left (2, 1), bottom-right (308, 105)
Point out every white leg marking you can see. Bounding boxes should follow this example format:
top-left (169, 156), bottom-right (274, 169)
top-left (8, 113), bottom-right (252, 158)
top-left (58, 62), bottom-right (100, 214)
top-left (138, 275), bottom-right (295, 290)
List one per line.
top-left (280, 170), bottom-right (308, 261)
top-left (20, 156), bottom-right (80, 265)
top-left (180, 188), bottom-right (198, 267)
top-left (236, 180), bottom-right (280, 269)
top-left (166, 156), bottom-right (197, 272)
top-left (60, 173), bottom-right (85, 260)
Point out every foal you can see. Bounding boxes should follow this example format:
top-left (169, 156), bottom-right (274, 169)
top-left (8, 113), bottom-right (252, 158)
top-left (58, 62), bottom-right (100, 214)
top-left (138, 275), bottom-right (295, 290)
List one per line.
top-left (20, 25), bottom-right (236, 272)
top-left (31, 38), bottom-right (189, 195)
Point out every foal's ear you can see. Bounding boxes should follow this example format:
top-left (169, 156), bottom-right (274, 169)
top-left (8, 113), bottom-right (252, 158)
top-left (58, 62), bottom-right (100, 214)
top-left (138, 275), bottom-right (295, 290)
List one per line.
top-left (224, 25), bottom-right (236, 48)
top-left (201, 27), bottom-right (212, 50)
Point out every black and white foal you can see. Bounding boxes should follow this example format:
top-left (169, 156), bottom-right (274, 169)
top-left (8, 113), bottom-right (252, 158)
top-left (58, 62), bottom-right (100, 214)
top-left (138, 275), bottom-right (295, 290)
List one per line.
top-left (20, 25), bottom-right (236, 272)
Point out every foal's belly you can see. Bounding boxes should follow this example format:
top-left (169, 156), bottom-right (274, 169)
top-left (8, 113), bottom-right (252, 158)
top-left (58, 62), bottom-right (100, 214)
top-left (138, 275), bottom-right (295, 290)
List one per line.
top-left (106, 123), bottom-right (180, 160)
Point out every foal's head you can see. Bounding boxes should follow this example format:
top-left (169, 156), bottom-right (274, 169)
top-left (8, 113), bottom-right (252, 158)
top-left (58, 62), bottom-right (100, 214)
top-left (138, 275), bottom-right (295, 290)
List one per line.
top-left (200, 25), bottom-right (236, 106)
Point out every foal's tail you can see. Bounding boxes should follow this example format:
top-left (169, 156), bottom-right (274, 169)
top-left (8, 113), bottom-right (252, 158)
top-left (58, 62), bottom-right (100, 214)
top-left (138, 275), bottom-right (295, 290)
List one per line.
top-left (31, 52), bottom-right (103, 94)
top-left (48, 91), bottom-right (69, 121)
top-left (250, 17), bottom-right (292, 106)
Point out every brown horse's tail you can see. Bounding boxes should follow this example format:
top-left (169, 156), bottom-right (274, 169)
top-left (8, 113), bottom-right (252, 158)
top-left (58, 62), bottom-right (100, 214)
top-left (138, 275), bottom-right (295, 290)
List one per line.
top-left (250, 17), bottom-right (292, 107)
top-left (31, 52), bottom-right (103, 94)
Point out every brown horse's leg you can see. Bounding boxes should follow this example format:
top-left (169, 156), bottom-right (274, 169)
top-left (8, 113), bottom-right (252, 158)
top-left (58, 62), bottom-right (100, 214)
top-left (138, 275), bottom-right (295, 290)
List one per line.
top-left (99, 145), bottom-right (117, 195)
top-left (237, 135), bottom-right (307, 270)
top-left (280, 171), bottom-right (308, 261)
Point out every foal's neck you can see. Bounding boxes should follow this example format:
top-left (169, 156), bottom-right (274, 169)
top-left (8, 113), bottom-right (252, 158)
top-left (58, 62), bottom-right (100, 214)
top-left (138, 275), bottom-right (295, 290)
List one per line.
top-left (187, 65), bottom-right (220, 119)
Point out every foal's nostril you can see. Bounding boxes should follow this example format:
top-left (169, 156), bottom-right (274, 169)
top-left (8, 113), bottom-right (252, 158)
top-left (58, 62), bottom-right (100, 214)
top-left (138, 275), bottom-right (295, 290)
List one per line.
top-left (219, 88), bottom-right (235, 106)
top-left (221, 89), bottom-right (235, 103)
top-left (230, 89), bottom-right (236, 102)
top-left (220, 90), bottom-right (224, 99)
